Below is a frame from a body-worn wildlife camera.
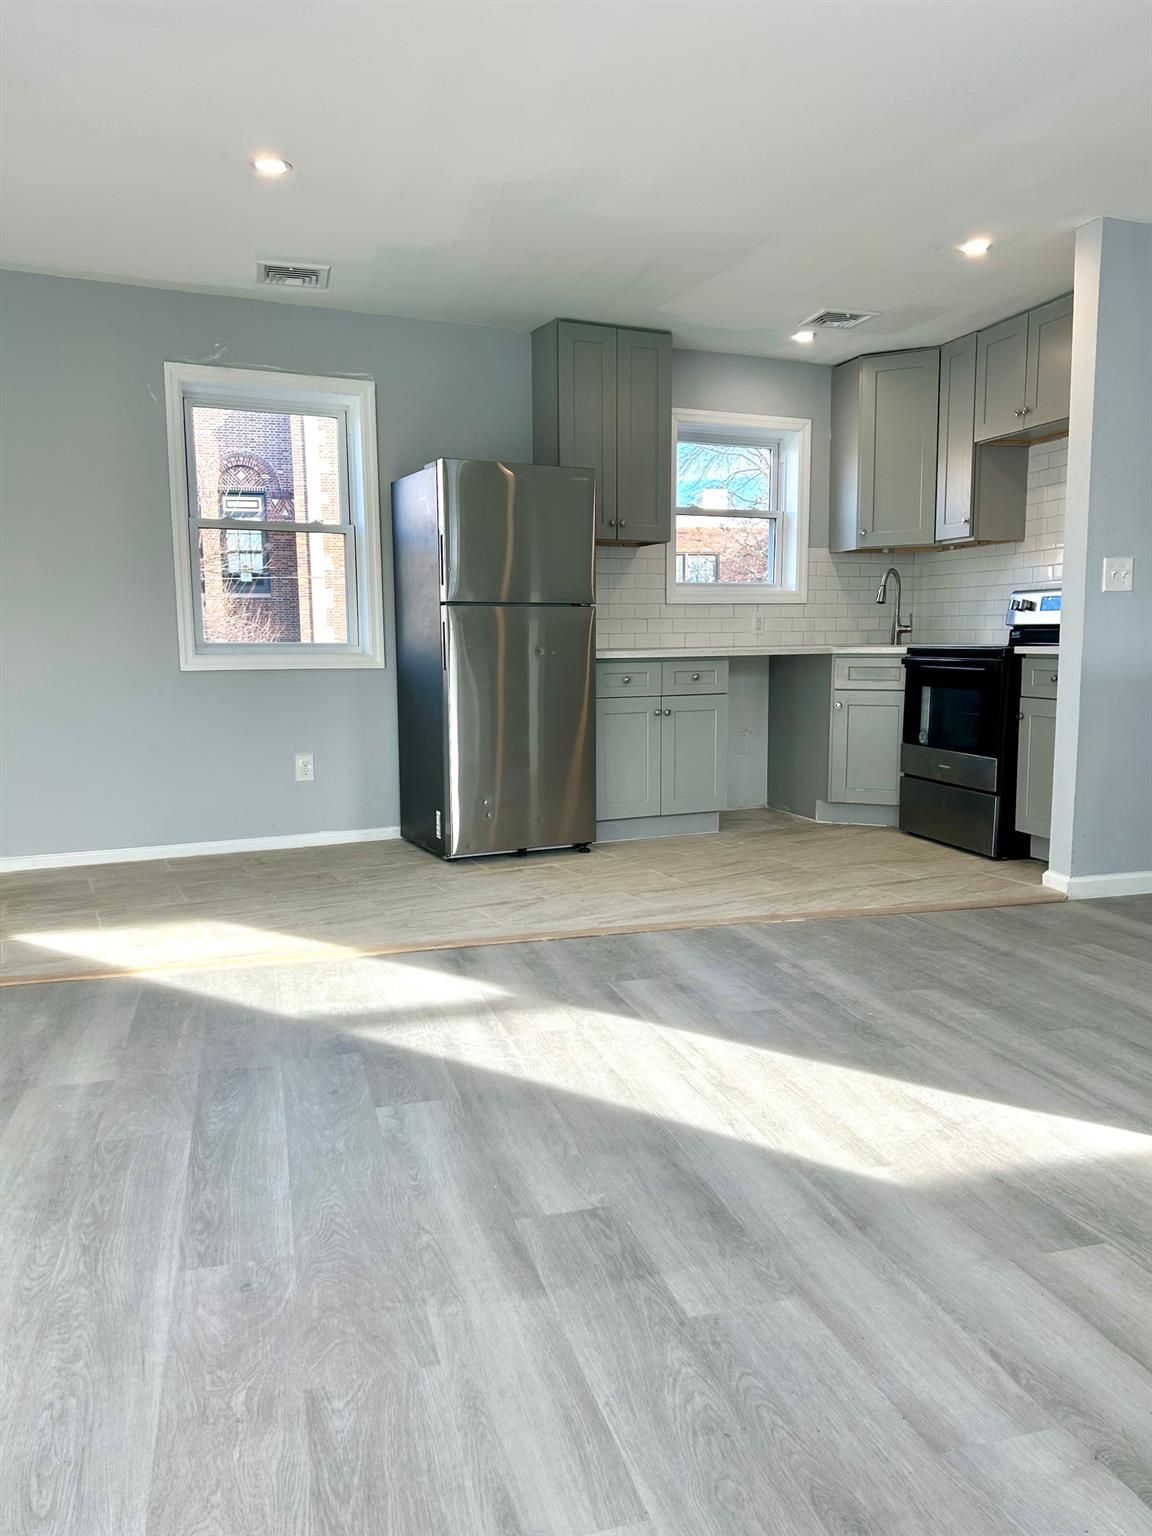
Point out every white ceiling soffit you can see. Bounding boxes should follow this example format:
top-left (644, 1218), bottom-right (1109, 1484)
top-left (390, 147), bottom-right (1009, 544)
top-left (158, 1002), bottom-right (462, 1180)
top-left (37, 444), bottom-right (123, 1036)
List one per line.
top-left (1, 0), bottom-right (1150, 362)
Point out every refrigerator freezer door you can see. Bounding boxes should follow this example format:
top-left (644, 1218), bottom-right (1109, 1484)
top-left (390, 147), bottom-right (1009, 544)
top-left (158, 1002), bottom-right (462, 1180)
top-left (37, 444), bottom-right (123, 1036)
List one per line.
top-left (441, 460), bottom-right (595, 605)
top-left (444, 604), bottom-right (596, 857)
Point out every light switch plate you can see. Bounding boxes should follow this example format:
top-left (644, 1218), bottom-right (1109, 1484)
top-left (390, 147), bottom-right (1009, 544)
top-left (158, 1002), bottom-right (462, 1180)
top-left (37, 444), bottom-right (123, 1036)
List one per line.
top-left (1102, 556), bottom-right (1134, 593)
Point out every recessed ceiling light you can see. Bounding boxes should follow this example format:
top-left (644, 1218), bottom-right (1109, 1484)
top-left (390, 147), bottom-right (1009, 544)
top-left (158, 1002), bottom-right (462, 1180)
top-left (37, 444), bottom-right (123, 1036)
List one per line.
top-left (791, 330), bottom-right (816, 344)
top-left (251, 154), bottom-right (292, 178)
top-left (958, 236), bottom-right (992, 257)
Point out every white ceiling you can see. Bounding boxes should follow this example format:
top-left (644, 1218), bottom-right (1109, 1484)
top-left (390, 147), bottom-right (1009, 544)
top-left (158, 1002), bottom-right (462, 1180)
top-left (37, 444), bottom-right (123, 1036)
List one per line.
top-left (2, 0), bottom-right (1150, 361)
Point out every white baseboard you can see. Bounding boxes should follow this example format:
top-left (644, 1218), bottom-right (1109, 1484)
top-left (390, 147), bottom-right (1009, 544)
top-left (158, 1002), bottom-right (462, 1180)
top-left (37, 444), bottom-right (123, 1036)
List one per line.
top-left (0, 826), bottom-right (401, 874)
top-left (1042, 868), bottom-right (1152, 900)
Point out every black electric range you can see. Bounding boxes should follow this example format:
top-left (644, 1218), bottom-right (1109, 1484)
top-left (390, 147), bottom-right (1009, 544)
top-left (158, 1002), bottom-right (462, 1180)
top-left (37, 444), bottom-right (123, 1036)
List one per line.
top-left (898, 587), bottom-right (1061, 858)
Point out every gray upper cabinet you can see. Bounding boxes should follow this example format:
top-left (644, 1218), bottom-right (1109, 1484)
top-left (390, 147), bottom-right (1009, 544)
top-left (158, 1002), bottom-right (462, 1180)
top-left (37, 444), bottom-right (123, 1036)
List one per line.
top-left (936, 333), bottom-right (1028, 546)
top-left (533, 319), bottom-right (672, 545)
top-left (616, 328), bottom-right (673, 545)
top-left (1025, 295), bottom-right (1074, 429)
top-left (832, 349), bottom-right (939, 551)
top-left (936, 333), bottom-right (978, 542)
top-left (975, 295), bottom-right (1072, 441)
top-left (974, 313), bottom-right (1029, 441)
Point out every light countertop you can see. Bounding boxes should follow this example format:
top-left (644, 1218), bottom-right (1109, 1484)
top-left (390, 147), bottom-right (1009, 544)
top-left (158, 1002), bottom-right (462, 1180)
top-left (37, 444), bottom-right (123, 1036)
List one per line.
top-left (596, 645), bottom-right (908, 661)
top-left (1015, 644), bottom-right (1060, 656)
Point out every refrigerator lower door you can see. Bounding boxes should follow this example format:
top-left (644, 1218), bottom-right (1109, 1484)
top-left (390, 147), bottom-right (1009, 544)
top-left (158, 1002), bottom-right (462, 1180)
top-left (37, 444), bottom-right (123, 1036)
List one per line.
top-left (444, 604), bottom-right (596, 858)
top-left (441, 460), bottom-right (596, 605)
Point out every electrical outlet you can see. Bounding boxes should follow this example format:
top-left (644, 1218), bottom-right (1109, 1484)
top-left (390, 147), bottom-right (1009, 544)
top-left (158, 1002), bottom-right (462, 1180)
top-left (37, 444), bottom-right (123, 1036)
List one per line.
top-left (737, 730), bottom-right (751, 756)
top-left (295, 752), bottom-right (315, 783)
top-left (753, 612), bottom-right (765, 633)
top-left (1102, 556), bottom-right (1134, 593)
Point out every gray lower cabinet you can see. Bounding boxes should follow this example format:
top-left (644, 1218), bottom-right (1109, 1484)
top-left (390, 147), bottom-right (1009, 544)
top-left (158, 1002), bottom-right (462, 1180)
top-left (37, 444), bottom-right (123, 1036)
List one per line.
top-left (595, 659), bottom-right (729, 827)
top-left (532, 318), bottom-right (672, 546)
top-left (768, 653), bottom-right (904, 820)
top-left (1015, 680), bottom-right (1058, 839)
top-left (828, 688), bottom-right (903, 805)
top-left (660, 695), bottom-right (729, 814)
top-left (596, 695), bottom-right (662, 820)
top-left (975, 295), bottom-right (1072, 441)
top-left (831, 349), bottom-right (940, 551)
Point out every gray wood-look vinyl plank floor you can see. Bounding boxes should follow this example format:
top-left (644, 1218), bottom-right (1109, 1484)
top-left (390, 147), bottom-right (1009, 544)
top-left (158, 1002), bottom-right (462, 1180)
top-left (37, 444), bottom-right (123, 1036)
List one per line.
top-left (1, 896), bottom-right (1150, 1534)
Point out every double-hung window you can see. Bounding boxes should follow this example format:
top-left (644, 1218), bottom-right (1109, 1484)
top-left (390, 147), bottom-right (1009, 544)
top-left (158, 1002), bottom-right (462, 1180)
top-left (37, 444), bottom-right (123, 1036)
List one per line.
top-left (668, 408), bottom-right (811, 604)
top-left (164, 362), bottom-right (384, 670)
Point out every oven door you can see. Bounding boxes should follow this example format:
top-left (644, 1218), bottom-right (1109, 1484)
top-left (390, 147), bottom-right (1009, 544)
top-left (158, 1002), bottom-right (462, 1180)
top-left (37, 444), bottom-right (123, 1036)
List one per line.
top-left (901, 654), bottom-right (1007, 792)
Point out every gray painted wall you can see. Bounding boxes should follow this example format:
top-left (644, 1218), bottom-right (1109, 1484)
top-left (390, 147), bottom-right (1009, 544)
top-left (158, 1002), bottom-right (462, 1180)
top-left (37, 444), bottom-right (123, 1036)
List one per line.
top-left (672, 348), bottom-right (832, 545)
top-left (0, 271), bottom-right (530, 857)
top-left (1049, 218), bottom-right (1152, 884)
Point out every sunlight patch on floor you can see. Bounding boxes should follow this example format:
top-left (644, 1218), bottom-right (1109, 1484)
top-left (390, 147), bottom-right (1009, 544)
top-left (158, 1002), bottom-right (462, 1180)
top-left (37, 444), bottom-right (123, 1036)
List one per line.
top-left (14, 920), bottom-right (367, 973)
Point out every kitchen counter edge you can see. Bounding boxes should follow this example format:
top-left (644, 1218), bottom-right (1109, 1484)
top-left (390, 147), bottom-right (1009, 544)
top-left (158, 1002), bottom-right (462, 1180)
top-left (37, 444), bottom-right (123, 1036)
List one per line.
top-left (596, 645), bottom-right (909, 660)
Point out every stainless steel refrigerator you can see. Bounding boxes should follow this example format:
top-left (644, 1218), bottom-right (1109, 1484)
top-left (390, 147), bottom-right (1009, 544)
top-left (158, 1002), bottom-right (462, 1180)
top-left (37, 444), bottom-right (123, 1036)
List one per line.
top-left (392, 458), bottom-right (597, 859)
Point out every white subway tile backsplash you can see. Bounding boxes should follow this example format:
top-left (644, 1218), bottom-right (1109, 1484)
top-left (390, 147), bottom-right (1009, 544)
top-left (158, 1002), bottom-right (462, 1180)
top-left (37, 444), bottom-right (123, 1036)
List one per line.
top-left (594, 445), bottom-right (1063, 654)
top-left (909, 442), bottom-right (1065, 644)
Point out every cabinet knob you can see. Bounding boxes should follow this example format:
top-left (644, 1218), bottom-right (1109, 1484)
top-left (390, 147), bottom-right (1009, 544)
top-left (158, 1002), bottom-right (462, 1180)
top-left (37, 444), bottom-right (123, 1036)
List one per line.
top-left (834, 700), bottom-right (844, 710)
top-left (691, 672), bottom-right (701, 680)
top-left (1017, 711), bottom-right (1024, 720)
top-left (1014, 408), bottom-right (1024, 417)
top-left (1050, 672), bottom-right (1059, 683)
top-left (618, 518), bottom-right (627, 527)
top-left (858, 528), bottom-right (867, 538)
top-left (665, 708), bottom-right (673, 716)
top-left (1022, 406), bottom-right (1032, 416)
top-left (608, 516), bottom-right (617, 526)
top-left (653, 709), bottom-right (661, 716)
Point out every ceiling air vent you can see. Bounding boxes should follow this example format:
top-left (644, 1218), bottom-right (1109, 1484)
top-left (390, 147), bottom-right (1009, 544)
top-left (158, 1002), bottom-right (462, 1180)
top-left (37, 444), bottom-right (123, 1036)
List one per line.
top-left (800, 308), bottom-right (878, 330)
top-left (256, 261), bottom-right (331, 290)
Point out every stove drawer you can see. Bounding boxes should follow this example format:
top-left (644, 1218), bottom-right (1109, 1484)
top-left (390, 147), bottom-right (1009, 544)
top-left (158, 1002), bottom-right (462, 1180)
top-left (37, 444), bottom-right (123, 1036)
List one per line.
top-left (899, 775), bottom-right (1003, 858)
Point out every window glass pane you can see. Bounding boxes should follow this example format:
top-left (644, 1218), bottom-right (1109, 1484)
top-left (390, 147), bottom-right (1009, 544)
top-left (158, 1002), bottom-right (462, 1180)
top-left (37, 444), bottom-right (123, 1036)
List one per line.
top-left (190, 406), bottom-right (344, 525)
top-left (676, 439), bottom-right (773, 512)
top-left (675, 514), bottom-right (776, 585)
top-left (198, 529), bottom-right (350, 644)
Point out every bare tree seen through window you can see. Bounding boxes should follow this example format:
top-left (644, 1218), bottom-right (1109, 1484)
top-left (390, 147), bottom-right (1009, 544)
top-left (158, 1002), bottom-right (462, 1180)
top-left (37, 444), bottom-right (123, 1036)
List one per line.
top-left (675, 440), bottom-right (777, 585)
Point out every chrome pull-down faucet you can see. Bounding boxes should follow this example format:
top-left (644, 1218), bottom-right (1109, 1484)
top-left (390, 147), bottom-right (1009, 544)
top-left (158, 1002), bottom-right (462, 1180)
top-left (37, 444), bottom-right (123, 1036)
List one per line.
top-left (876, 566), bottom-right (913, 645)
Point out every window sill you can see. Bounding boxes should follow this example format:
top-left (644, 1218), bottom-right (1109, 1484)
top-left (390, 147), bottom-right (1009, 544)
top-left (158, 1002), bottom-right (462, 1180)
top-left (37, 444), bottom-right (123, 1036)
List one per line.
top-left (178, 649), bottom-right (386, 673)
top-left (667, 584), bottom-right (810, 606)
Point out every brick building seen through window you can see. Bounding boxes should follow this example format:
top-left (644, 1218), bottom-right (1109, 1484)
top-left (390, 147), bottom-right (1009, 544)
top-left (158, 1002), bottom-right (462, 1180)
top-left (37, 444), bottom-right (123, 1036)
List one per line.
top-left (190, 407), bottom-right (349, 645)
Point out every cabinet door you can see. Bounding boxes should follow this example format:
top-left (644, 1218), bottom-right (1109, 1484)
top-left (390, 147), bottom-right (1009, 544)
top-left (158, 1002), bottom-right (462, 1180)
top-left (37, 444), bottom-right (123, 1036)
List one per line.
top-left (974, 313), bottom-right (1029, 441)
top-left (596, 695), bottom-right (661, 820)
top-left (828, 688), bottom-right (902, 805)
top-left (935, 333), bottom-right (977, 542)
top-left (616, 329), bottom-right (672, 544)
top-left (660, 695), bottom-right (729, 815)
top-left (1025, 295), bottom-right (1073, 429)
top-left (1015, 695), bottom-right (1057, 836)
top-left (557, 322), bottom-right (618, 539)
top-left (858, 349), bottom-right (939, 546)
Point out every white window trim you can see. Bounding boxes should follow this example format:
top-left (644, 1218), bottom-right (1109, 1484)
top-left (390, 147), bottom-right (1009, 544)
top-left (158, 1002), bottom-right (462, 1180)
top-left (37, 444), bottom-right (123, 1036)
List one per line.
top-left (667, 407), bottom-right (811, 605)
top-left (164, 361), bottom-right (385, 671)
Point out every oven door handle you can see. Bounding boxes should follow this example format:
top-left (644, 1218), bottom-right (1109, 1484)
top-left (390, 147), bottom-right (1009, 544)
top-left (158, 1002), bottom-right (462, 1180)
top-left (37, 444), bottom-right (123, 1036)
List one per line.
top-left (903, 661), bottom-right (998, 674)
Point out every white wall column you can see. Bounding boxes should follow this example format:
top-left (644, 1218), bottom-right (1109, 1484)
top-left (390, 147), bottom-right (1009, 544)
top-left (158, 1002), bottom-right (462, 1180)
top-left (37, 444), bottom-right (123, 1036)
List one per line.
top-left (1045, 217), bottom-right (1152, 899)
